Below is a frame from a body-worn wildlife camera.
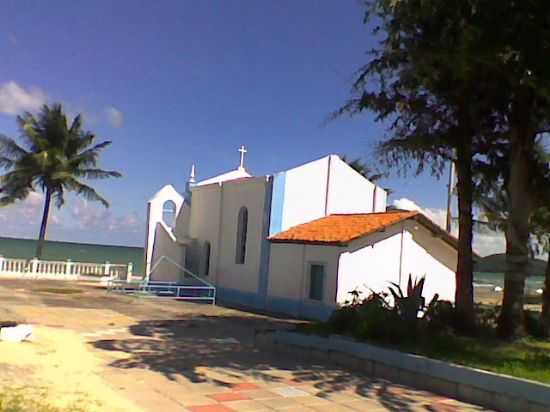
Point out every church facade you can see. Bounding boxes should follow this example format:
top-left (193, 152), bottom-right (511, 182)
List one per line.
top-left (145, 149), bottom-right (457, 320)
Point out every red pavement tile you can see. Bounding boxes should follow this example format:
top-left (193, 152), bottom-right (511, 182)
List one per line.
top-left (230, 382), bottom-right (260, 391)
top-left (187, 405), bottom-right (235, 412)
top-left (428, 401), bottom-right (460, 412)
top-left (208, 392), bottom-right (250, 402)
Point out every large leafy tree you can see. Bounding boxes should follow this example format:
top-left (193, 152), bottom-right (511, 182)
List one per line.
top-left (338, 0), bottom-right (550, 336)
top-left (475, 139), bottom-right (550, 336)
top-left (335, 0), bottom-right (503, 328)
top-left (531, 207), bottom-right (550, 336)
top-left (0, 104), bottom-right (121, 258)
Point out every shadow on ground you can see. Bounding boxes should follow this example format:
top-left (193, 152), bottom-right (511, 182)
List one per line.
top-left (92, 315), bottom-right (435, 412)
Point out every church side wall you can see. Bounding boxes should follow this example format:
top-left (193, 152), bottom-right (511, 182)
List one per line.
top-left (150, 223), bottom-right (186, 282)
top-left (267, 243), bottom-right (341, 320)
top-left (336, 221), bottom-right (457, 307)
top-left (188, 185), bottom-right (222, 281)
top-left (216, 178), bottom-right (268, 296)
top-left (327, 156), bottom-right (385, 214)
top-left (276, 157), bottom-right (329, 233)
top-left (336, 226), bottom-right (404, 304)
top-left (401, 221), bottom-right (457, 302)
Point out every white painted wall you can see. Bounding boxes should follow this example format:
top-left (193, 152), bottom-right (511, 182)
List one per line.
top-left (276, 155), bottom-right (388, 235)
top-left (145, 185), bottom-right (184, 276)
top-left (216, 177), bottom-right (269, 293)
top-left (327, 156), bottom-right (387, 214)
top-left (336, 226), bottom-right (404, 304)
top-left (188, 184), bottom-right (223, 282)
top-left (400, 220), bottom-right (457, 302)
top-left (268, 242), bottom-right (341, 307)
top-left (188, 177), bottom-right (270, 293)
top-left (336, 221), bottom-right (457, 306)
top-left (280, 156), bottom-right (329, 231)
top-left (149, 222), bottom-right (186, 282)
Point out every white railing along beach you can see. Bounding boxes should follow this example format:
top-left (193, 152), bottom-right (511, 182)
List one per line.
top-left (0, 256), bottom-right (135, 281)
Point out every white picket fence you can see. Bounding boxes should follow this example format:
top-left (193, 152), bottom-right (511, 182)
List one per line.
top-left (0, 256), bottom-right (135, 282)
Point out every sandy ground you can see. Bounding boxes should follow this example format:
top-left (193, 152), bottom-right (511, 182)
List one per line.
top-left (0, 279), bottom-right (489, 412)
top-left (0, 326), bottom-right (142, 411)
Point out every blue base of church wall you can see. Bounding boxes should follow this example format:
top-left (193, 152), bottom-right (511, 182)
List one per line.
top-left (216, 287), bottom-right (265, 309)
top-left (216, 288), bottom-right (335, 321)
top-left (266, 297), bottom-right (334, 321)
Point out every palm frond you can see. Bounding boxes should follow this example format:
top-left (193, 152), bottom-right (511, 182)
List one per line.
top-left (0, 135), bottom-right (29, 160)
top-left (75, 168), bottom-right (122, 180)
top-left (64, 178), bottom-right (109, 207)
top-left (71, 141), bottom-right (113, 167)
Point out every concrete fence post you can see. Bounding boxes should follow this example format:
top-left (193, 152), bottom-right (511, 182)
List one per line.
top-left (104, 261), bottom-right (111, 277)
top-left (0, 255), bottom-right (4, 273)
top-left (66, 259), bottom-right (72, 277)
top-left (127, 262), bottom-right (133, 283)
top-left (30, 258), bottom-right (38, 277)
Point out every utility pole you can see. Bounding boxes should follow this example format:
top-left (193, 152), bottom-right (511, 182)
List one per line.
top-left (446, 161), bottom-right (455, 233)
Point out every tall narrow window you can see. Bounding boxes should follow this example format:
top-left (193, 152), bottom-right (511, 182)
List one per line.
top-left (203, 241), bottom-right (211, 276)
top-left (235, 207), bottom-right (248, 264)
top-left (309, 264), bottom-right (325, 301)
top-left (162, 200), bottom-right (177, 229)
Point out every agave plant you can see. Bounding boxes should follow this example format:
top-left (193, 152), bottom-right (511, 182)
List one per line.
top-left (388, 274), bottom-right (426, 322)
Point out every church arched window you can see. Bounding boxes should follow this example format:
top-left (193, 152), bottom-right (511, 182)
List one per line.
top-left (203, 241), bottom-right (211, 276)
top-left (162, 200), bottom-right (177, 229)
top-left (235, 207), bottom-right (248, 264)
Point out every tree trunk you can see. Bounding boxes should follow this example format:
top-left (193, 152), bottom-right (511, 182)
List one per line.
top-left (35, 188), bottom-right (52, 259)
top-left (454, 145), bottom-right (475, 331)
top-left (497, 136), bottom-right (532, 339)
top-left (541, 255), bottom-right (550, 337)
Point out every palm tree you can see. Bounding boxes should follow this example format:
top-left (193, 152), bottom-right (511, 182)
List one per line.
top-left (0, 104), bottom-right (121, 258)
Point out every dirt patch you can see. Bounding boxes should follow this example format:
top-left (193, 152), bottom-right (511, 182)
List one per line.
top-left (33, 288), bottom-right (84, 295)
top-left (0, 326), bottom-right (142, 412)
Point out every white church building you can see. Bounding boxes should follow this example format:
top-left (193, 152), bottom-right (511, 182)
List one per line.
top-left (145, 148), bottom-right (458, 320)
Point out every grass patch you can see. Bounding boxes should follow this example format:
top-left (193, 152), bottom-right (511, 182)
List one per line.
top-left (298, 322), bottom-right (550, 384)
top-left (0, 388), bottom-right (88, 412)
top-left (33, 288), bottom-right (84, 295)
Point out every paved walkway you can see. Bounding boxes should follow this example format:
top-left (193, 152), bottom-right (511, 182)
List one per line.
top-left (0, 279), bottom-right (490, 411)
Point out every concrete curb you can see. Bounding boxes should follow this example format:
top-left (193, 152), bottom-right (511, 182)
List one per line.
top-left (254, 330), bottom-right (550, 412)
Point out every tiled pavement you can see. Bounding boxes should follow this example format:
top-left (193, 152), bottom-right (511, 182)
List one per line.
top-left (0, 279), bottom-right (491, 411)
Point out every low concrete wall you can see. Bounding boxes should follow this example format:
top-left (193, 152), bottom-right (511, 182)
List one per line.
top-left (255, 330), bottom-right (550, 412)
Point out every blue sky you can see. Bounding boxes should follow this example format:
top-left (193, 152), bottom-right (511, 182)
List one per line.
top-left (0, 0), bottom-right (453, 247)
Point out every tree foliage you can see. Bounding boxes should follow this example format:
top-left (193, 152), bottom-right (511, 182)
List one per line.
top-left (0, 104), bottom-right (121, 257)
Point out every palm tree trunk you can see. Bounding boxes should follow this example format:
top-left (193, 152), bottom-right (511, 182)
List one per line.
top-left (541, 256), bottom-right (550, 337)
top-left (454, 145), bottom-right (475, 330)
top-left (497, 136), bottom-right (531, 338)
top-left (35, 188), bottom-right (52, 259)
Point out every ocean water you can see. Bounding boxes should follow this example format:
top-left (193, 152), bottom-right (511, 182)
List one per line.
top-left (0, 236), bottom-right (144, 275)
top-left (475, 271), bottom-right (545, 293)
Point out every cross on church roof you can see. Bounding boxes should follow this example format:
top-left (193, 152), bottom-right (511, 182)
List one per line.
top-left (238, 145), bottom-right (247, 170)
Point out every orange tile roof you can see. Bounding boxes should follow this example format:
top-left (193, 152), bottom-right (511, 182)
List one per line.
top-left (269, 211), bottom-right (420, 245)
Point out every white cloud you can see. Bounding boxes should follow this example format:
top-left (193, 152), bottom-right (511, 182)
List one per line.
top-left (0, 194), bottom-right (143, 246)
top-left (392, 197), bottom-right (506, 257)
top-left (0, 192), bottom-right (60, 238)
top-left (105, 106), bottom-right (124, 128)
top-left (0, 81), bottom-right (47, 115)
top-left (70, 200), bottom-right (143, 234)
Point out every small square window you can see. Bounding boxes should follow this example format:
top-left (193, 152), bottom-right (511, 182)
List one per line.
top-left (309, 264), bottom-right (325, 301)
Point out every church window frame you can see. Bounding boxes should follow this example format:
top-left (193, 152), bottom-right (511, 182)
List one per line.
top-left (308, 262), bottom-right (326, 302)
top-left (235, 207), bottom-right (248, 264)
top-left (162, 200), bottom-right (177, 229)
